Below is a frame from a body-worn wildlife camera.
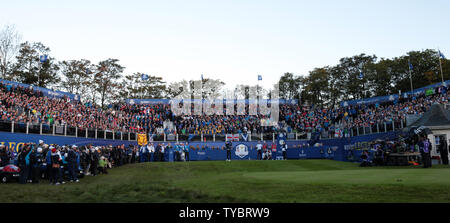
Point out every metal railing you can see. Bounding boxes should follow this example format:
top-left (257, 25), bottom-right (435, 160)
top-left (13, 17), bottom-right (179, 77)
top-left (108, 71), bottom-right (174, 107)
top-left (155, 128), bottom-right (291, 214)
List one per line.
top-left (0, 119), bottom-right (405, 143)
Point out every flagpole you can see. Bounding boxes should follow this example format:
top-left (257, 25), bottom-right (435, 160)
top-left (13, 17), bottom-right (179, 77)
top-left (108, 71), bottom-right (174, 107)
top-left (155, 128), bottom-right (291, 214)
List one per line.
top-left (438, 50), bottom-right (445, 85)
top-left (408, 58), bottom-right (414, 93)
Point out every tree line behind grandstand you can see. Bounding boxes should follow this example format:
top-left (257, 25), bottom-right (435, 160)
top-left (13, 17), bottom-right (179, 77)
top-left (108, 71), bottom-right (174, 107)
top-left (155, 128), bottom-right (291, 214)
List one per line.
top-left (0, 24), bottom-right (448, 109)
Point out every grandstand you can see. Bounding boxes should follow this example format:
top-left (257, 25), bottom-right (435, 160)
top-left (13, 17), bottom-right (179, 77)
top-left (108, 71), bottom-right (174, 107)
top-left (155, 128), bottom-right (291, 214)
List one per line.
top-left (0, 78), bottom-right (448, 144)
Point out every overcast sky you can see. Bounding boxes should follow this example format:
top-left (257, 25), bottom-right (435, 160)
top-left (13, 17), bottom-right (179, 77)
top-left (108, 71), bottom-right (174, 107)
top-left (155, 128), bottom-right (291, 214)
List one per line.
top-left (1, 0), bottom-right (449, 90)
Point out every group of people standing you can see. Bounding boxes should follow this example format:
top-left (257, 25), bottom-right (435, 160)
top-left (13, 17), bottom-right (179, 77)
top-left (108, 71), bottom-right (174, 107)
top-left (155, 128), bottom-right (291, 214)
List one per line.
top-left (413, 135), bottom-right (448, 168)
top-left (138, 142), bottom-right (190, 162)
top-left (363, 134), bottom-right (449, 168)
top-left (255, 141), bottom-right (285, 160)
top-left (0, 140), bottom-right (144, 185)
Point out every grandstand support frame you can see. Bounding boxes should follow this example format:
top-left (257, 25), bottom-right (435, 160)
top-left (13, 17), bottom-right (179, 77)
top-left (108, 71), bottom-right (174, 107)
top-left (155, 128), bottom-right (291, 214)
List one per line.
top-left (2, 119), bottom-right (406, 142)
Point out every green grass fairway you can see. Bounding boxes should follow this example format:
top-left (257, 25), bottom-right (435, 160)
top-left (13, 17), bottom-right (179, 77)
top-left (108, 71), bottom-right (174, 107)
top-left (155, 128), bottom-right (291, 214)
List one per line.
top-left (1, 160), bottom-right (450, 203)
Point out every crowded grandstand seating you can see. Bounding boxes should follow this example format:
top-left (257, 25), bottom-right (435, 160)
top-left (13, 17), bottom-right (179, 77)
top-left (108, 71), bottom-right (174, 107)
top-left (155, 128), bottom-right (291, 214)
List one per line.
top-left (0, 80), bottom-right (448, 141)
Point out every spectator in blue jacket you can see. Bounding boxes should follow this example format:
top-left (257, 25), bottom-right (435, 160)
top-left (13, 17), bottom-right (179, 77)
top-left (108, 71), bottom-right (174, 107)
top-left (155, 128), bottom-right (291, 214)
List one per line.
top-left (184, 142), bottom-right (190, 162)
top-left (67, 145), bottom-right (79, 182)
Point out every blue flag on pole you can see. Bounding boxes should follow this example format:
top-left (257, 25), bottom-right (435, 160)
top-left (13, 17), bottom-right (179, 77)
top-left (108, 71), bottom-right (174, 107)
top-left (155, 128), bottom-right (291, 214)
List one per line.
top-left (258, 75), bottom-right (262, 81)
top-left (359, 71), bottom-right (364, 79)
top-left (141, 74), bottom-right (149, 81)
top-left (39, 55), bottom-right (48, 63)
top-left (439, 50), bottom-right (446, 59)
top-left (409, 62), bottom-right (414, 71)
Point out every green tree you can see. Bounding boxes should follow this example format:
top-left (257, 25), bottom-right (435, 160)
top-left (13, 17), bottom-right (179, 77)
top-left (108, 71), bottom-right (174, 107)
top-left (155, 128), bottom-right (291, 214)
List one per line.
top-left (11, 42), bottom-right (60, 87)
top-left (59, 59), bottom-right (93, 97)
top-left (94, 59), bottom-right (125, 109)
top-left (278, 72), bottom-right (302, 100)
top-left (123, 73), bottom-right (166, 99)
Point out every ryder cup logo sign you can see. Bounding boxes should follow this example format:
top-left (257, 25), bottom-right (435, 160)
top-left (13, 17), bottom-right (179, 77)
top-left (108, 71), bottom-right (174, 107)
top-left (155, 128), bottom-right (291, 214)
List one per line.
top-left (235, 144), bottom-right (249, 158)
top-left (299, 149), bottom-right (307, 157)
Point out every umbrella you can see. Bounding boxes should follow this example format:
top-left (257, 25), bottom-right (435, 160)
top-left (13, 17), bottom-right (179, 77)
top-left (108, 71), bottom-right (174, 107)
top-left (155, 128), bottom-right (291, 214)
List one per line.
top-left (370, 138), bottom-right (384, 145)
top-left (374, 139), bottom-right (384, 143)
top-left (409, 126), bottom-right (433, 136)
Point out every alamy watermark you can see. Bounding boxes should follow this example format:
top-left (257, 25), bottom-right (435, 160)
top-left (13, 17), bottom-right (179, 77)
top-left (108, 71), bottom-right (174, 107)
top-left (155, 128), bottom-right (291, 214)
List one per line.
top-left (169, 80), bottom-right (279, 127)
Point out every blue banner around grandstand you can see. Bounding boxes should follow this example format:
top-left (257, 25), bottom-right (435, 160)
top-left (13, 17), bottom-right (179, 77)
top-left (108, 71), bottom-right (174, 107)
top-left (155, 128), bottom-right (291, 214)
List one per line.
top-left (126, 98), bottom-right (298, 105)
top-left (0, 131), bottom-right (399, 163)
top-left (340, 80), bottom-right (450, 107)
top-left (0, 79), bottom-right (80, 101)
